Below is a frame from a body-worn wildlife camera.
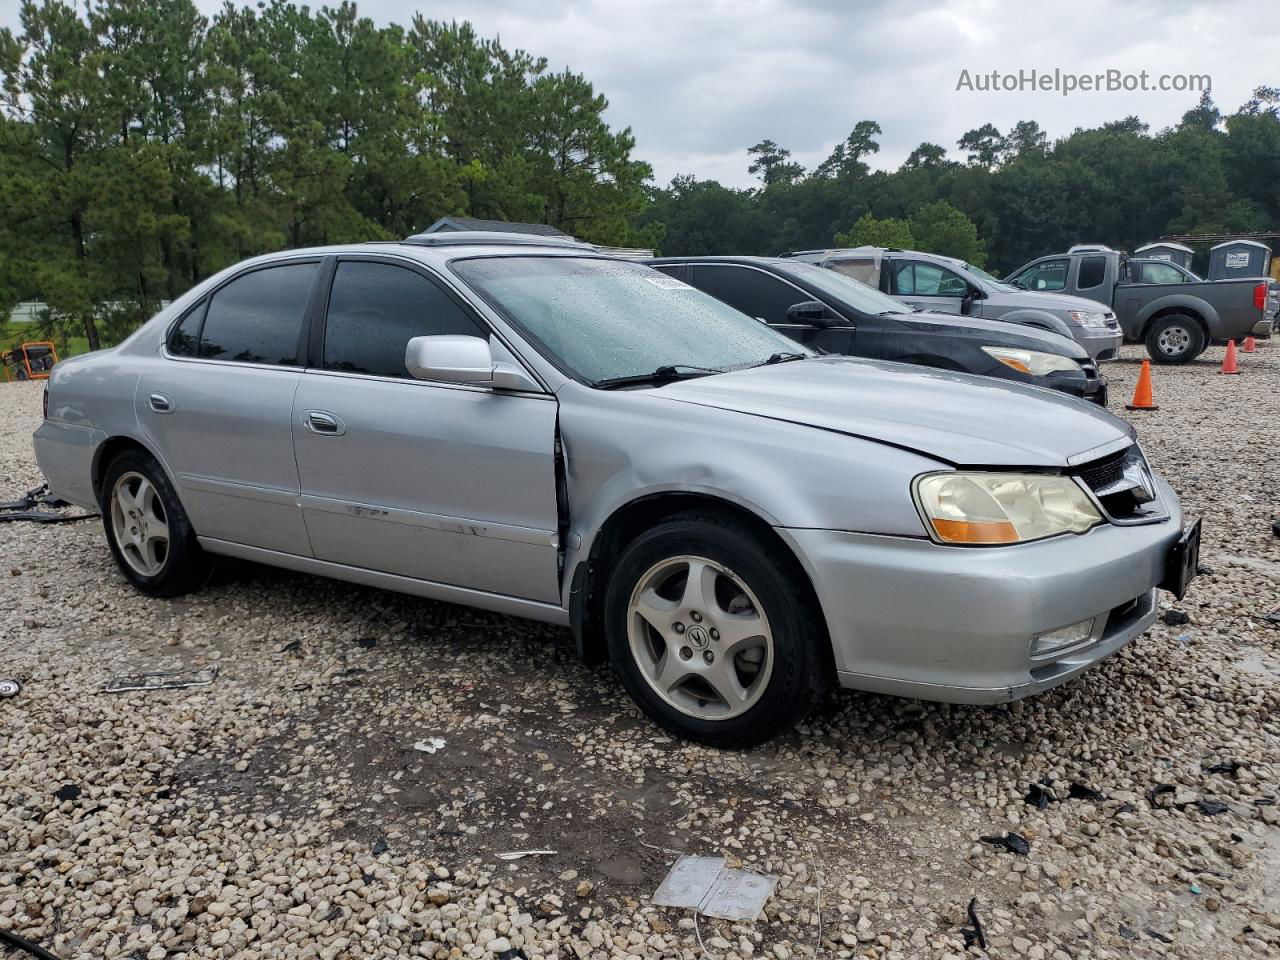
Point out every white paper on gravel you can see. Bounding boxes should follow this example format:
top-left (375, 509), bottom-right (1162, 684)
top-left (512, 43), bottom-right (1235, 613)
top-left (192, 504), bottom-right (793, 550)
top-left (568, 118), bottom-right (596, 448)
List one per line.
top-left (650, 855), bottom-right (777, 921)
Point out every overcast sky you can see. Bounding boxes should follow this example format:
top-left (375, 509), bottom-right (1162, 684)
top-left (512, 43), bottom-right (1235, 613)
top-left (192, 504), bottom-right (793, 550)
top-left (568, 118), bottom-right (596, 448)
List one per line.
top-left (4, 0), bottom-right (1275, 187)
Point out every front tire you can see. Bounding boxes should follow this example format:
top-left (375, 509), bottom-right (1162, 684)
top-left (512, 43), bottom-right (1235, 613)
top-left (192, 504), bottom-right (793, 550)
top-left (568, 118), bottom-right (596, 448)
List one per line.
top-left (603, 513), bottom-right (831, 748)
top-left (1145, 315), bottom-right (1205, 365)
top-left (100, 450), bottom-right (211, 597)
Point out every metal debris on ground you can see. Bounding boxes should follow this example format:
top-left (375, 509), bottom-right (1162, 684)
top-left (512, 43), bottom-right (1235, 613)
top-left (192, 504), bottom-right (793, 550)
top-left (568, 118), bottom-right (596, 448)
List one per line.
top-left (412, 737), bottom-right (446, 754)
top-left (0, 677), bottom-right (22, 698)
top-left (102, 665), bottom-right (219, 693)
top-left (495, 850), bottom-right (556, 861)
top-left (650, 855), bottom-right (778, 922)
top-left (0, 482), bottom-right (97, 524)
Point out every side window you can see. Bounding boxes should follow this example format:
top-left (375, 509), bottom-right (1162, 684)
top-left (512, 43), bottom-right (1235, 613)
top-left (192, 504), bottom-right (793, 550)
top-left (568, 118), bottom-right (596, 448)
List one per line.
top-left (199, 263), bottom-right (317, 365)
top-left (1013, 258), bottom-right (1068, 292)
top-left (899, 261), bottom-right (966, 297)
top-left (1078, 255), bottom-right (1107, 289)
top-left (166, 301), bottom-right (205, 357)
top-left (323, 261), bottom-right (486, 378)
top-left (1138, 262), bottom-right (1183, 285)
top-left (691, 265), bottom-right (807, 325)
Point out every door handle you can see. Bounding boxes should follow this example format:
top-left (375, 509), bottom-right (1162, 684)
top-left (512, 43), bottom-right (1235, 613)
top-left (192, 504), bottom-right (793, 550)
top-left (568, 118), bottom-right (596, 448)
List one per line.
top-left (148, 393), bottom-right (173, 414)
top-left (303, 410), bottom-right (345, 436)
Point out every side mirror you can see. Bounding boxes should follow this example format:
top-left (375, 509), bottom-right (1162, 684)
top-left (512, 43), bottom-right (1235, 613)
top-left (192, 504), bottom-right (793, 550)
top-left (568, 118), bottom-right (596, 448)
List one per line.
top-left (405, 335), bottom-right (541, 392)
top-left (785, 300), bottom-right (840, 328)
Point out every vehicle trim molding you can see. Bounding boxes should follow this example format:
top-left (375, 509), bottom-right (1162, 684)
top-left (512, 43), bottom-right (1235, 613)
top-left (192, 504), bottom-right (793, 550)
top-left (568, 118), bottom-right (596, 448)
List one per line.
top-left (298, 494), bottom-right (559, 547)
top-left (197, 538), bottom-right (570, 625)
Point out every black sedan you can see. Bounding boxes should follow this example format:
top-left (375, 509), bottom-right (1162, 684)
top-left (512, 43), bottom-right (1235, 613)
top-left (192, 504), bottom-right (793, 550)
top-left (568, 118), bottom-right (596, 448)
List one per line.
top-left (647, 256), bottom-right (1107, 405)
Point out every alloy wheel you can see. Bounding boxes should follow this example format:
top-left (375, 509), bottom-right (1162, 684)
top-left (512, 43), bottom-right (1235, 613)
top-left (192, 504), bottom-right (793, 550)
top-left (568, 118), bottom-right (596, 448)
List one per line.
top-left (110, 471), bottom-right (170, 577)
top-left (626, 554), bottom-right (774, 720)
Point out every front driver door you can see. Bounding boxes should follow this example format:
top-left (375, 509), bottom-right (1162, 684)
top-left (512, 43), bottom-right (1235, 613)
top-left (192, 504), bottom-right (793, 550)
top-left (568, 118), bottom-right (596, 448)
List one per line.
top-left (291, 256), bottom-right (561, 603)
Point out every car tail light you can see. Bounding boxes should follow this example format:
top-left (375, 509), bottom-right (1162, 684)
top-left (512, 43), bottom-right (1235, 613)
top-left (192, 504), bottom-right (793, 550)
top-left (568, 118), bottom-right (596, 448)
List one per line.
top-left (1254, 283), bottom-right (1268, 311)
top-left (43, 384), bottom-right (49, 419)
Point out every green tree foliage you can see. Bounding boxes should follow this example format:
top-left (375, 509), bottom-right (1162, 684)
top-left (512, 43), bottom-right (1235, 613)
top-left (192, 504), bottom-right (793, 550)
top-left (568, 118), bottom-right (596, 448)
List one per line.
top-left (643, 92), bottom-right (1280, 274)
top-left (0, 0), bottom-right (655, 349)
top-left (834, 213), bottom-right (914, 249)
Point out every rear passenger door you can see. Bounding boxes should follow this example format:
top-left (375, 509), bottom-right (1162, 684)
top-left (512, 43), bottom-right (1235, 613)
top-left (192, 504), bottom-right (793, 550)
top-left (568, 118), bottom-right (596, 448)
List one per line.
top-left (291, 256), bottom-right (562, 603)
top-left (686, 263), bottom-right (854, 353)
top-left (140, 259), bottom-right (320, 556)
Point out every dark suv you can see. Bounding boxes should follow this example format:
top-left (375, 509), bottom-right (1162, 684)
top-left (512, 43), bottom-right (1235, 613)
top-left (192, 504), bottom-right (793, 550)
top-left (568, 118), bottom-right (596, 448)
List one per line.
top-left (648, 256), bottom-right (1107, 405)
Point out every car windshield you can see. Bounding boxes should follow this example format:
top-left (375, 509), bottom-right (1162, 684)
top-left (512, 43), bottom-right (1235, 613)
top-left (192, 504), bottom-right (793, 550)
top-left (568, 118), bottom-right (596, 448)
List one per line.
top-left (960, 261), bottom-right (1018, 292)
top-left (773, 260), bottom-right (905, 315)
top-left (452, 256), bottom-right (811, 385)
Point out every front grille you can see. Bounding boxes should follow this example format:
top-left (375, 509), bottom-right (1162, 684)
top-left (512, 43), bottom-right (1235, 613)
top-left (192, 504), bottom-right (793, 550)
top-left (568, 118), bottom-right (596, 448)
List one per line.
top-left (1070, 445), bottom-right (1163, 523)
top-left (1076, 449), bottom-right (1126, 492)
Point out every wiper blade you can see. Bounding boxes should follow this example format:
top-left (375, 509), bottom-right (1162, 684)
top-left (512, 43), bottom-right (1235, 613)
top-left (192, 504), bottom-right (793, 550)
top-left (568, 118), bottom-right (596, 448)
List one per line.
top-left (760, 351), bottom-right (808, 365)
top-left (592, 364), bottom-right (722, 390)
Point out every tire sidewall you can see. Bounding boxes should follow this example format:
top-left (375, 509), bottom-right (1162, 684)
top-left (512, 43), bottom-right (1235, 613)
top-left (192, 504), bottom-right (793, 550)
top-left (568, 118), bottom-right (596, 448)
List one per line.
top-left (1146, 315), bottom-right (1205, 365)
top-left (100, 450), bottom-right (206, 596)
top-left (603, 517), bottom-right (826, 747)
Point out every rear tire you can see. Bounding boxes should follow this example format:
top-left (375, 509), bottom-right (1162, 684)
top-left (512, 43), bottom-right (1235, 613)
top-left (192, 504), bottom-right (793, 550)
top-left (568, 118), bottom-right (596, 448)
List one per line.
top-left (603, 512), bottom-right (831, 748)
top-left (1145, 315), bottom-right (1205, 365)
top-left (100, 450), bottom-right (211, 597)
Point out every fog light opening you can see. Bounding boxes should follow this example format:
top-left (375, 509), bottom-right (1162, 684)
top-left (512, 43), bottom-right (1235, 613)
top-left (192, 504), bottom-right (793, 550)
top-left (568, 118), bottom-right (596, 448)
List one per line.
top-left (1030, 618), bottom-right (1096, 659)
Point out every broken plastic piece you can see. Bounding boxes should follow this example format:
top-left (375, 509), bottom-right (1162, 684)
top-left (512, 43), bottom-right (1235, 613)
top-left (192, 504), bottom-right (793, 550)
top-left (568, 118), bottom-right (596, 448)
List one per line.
top-left (1196, 800), bottom-right (1229, 816)
top-left (413, 737), bottom-right (446, 754)
top-left (651, 855), bottom-right (777, 922)
top-left (1068, 783), bottom-right (1105, 801)
top-left (54, 783), bottom-right (81, 802)
top-left (0, 677), bottom-right (21, 698)
top-left (495, 850), bottom-right (556, 860)
top-left (980, 832), bottom-right (1030, 855)
top-left (962, 897), bottom-right (987, 950)
top-left (1024, 781), bottom-right (1055, 809)
top-left (371, 837), bottom-right (388, 855)
top-left (1146, 928), bottom-right (1173, 944)
top-left (103, 666), bottom-right (219, 693)
top-left (1146, 783), bottom-right (1177, 808)
top-left (1203, 761), bottom-right (1243, 776)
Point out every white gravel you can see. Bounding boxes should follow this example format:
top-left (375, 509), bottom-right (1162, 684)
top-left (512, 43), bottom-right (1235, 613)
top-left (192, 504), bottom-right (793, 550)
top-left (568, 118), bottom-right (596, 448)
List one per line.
top-left (1, 343), bottom-right (1278, 960)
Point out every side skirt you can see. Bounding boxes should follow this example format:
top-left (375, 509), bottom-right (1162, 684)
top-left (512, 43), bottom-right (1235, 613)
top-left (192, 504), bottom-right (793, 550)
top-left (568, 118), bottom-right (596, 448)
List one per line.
top-left (198, 537), bottom-right (571, 626)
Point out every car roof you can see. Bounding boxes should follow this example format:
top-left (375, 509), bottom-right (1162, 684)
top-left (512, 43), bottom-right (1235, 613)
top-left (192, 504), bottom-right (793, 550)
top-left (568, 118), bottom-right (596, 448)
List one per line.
top-left (783, 247), bottom-right (969, 268)
top-left (235, 233), bottom-right (614, 271)
top-left (646, 255), bottom-right (791, 266)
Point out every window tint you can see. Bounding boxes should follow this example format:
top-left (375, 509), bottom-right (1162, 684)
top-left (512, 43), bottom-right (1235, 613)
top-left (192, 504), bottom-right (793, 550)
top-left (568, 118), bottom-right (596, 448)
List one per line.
top-left (1012, 259), bottom-right (1068, 292)
top-left (323, 261), bottom-right (485, 378)
top-left (1134, 262), bottom-right (1184, 285)
top-left (199, 263), bottom-right (317, 365)
top-left (691, 265), bottom-right (807, 325)
top-left (895, 261), bottom-right (967, 297)
top-left (1078, 255), bottom-right (1107, 289)
top-left (167, 301), bottom-right (205, 357)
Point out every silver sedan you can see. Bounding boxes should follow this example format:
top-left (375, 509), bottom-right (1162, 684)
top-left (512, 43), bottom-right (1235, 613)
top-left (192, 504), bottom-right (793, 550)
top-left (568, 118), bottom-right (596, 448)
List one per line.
top-left (33, 232), bottom-right (1199, 746)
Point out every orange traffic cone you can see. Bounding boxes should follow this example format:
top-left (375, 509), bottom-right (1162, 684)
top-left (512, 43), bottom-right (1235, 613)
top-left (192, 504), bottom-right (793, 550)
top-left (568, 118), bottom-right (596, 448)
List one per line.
top-left (1126, 359), bottom-right (1158, 410)
top-left (1243, 336), bottom-right (1257, 353)
top-left (1220, 338), bottom-right (1241, 374)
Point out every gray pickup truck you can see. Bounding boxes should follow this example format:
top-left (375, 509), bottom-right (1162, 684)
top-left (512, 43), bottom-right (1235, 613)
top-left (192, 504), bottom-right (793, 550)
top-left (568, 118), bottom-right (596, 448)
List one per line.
top-left (1006, 249), bottom-right (1275, 364)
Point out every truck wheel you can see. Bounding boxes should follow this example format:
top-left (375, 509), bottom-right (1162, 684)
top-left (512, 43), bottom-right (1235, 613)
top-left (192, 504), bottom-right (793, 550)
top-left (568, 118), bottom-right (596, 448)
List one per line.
top-left (101, 450), bottom-right (212, 597)
top-left (604, 512), bottom-right (832, 748)
top-left (1145, 315), bottom-right (1205, 365)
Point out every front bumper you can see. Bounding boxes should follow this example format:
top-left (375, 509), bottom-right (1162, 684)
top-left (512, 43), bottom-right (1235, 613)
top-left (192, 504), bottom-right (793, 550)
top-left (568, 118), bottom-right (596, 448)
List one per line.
top-left (1076, 325), bottom-right (1124, 362)
top-left (779, 475), bottom-right (1183, 704)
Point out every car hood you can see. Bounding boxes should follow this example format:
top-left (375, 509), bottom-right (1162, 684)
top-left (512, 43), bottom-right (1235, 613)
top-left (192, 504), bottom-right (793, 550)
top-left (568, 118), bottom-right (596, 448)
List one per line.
top-left (894, 310), bottom-right (1087, 359)
top-left (657, 357), bottom-right (1132, 467)
top-left (992, 289), bottom-right (1112, 314)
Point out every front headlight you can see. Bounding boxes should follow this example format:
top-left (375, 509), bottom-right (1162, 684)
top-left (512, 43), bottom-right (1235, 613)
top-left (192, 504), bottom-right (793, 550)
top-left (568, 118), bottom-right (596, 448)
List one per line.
top-left (1067, 310), bottom-right (1110, 328)
top-left (981, 347), bottom-right (1082, 376)
top-left (914, 472), bottom-right (1103, 545)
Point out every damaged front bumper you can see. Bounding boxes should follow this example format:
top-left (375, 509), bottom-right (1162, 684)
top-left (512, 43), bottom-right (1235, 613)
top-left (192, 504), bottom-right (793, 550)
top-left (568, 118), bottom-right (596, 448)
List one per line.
top-left (779, 474), bottom-right (1184, 704)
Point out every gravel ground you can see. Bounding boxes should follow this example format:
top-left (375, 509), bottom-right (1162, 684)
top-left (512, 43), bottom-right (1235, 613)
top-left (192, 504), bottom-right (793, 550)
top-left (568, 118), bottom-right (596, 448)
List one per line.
top-left (2, 343), bottom-right (1278, 960)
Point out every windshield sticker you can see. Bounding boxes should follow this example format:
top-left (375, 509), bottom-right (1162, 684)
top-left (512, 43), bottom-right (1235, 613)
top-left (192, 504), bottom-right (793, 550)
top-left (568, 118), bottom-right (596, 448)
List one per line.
top-left (643, 274), bottom-right (695, 290)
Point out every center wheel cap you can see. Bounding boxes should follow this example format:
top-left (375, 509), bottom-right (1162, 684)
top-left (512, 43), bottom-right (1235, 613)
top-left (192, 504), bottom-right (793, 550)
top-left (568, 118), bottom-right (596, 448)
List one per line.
top-left (686, 624), bottom-right (710, 649)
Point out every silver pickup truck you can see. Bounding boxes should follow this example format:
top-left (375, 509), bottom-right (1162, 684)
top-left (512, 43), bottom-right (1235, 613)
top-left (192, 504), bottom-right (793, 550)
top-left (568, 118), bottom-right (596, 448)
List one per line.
top-left (1006, 249), bottom-right (1275, 364)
